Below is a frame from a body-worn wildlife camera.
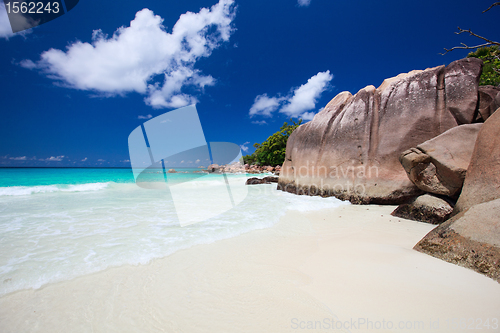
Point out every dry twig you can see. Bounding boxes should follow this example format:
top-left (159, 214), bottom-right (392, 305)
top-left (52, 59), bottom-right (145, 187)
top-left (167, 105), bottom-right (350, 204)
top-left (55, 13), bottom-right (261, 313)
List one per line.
top-left (483, 2), bottom-right (500, 13)
top-left (441, 3), bottom-right (499, 55)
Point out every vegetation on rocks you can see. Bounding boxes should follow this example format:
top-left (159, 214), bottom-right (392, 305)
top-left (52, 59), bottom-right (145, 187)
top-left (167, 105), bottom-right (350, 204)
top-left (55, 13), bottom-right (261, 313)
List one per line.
top-left (243, 119), bottom-right (302, 167)
top-left (467, 46), bottom-right (500, 86)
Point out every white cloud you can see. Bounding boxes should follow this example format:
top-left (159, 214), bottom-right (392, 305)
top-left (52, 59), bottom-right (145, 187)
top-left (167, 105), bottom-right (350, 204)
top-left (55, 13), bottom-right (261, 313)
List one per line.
top-left (138, 114), bottom-right (153, 119)
top-left (249, 71), bottom-right (333, 120)
top-left (297, 0), bottom-right (311, 7)
top-left (249, 94), bottom-right (284, 117)
top-left (22, 0), bottom-right (236, 108)
top-left (251, 120), bottom-right (267, 125)
top-left (98, 159), bottom-right (106, 162)
top-left (40, 156), bottom-right (65, 162)
top-left (300, 111), bottom-right (316, 121)
top-left (19, 59), bottom-right (37, 69)
top-left (240, 142), bottom-right (250, 152)
top-left (9, 156), bottom-right (27, 161)
top-left (280, 71), bottom-right (333, 117)
top-left (81, 157), bottom-right (88, 162)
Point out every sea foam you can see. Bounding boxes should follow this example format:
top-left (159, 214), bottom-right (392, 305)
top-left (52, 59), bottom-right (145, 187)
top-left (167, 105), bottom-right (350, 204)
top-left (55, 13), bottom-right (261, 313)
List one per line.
top-left (0, 182), bottom-right (110, 196)
top-left (0, 174), bottom-right (348, 296)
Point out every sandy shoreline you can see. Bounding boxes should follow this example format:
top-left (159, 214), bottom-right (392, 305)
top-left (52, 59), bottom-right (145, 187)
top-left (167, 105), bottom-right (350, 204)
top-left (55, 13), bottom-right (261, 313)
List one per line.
top-left (1, 204), bottom-right (499, 332)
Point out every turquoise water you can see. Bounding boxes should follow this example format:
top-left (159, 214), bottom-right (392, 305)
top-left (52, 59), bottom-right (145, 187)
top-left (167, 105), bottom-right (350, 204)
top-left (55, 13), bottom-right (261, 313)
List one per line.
top-left (0, 167), bottom-right (135, 186)
top-left (0, 167), bottom-right (207, 187)
top-left (0, 168), bottom-right (348, 296)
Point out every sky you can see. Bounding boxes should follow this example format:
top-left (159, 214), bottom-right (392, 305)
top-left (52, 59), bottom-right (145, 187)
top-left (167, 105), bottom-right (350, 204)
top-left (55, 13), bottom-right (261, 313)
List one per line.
top-left (0, 0), bottom-right (499, 167)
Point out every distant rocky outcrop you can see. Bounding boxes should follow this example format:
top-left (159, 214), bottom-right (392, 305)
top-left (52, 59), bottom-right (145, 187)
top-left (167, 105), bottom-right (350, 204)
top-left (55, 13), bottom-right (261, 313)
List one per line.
top-left (399, 124), bottom-right (482, 198)
top-left (206, 163), bottom-right (245, 174)
top-left (245, 164), bottom-right (280, 175)
top-left (204, 163), bottom-right (280, 175)
top-left (415, 108), bottom-right (500, 282)
top-left (207, 164), bottom-right (220, 172)
top-left (278, 58), bottom-right (483, 204)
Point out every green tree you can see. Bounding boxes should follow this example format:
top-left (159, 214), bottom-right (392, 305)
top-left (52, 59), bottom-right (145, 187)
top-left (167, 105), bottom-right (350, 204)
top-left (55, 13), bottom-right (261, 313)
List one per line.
top-left (467, 46), bottom-right (500, 86)
top-left (243, 119), bottom-right (302, 167)
top-left (242, 149), bottom-right (257, 165)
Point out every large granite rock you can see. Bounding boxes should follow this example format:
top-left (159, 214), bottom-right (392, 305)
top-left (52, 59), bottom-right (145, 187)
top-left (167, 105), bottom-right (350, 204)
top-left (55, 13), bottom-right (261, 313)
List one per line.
top-left (414, 198), bottom-right (500, 282)
top-left (278, 58), bottom-right (483, 204)
top-left (415, 109), bottom-right (500, 282)
top-left (477, 85), bottom-right (500, 121)
top-left (399, 124), bottom-right (482, 198)
top-left (391, 194), bottom-right (453, 224)
top-left (454, 107), bottom-right (500, 215)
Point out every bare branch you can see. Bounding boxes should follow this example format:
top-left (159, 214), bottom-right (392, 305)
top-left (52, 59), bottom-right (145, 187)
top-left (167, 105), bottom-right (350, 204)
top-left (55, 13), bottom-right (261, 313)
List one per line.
top-left (455, 27), bottom-right (500, 45)
top-left (440, 42), bottom-right (495, 55)
top-left (441, 27), bottom-right (500, 55)
top-left (483, 2), bottom-right (500, 13)
top-left (441, 4), bottom-right (500, 56)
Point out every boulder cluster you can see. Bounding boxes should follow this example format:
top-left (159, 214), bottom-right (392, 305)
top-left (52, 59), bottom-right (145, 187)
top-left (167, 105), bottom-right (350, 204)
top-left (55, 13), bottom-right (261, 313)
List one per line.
top-left (278, 58), bottom-right (491, 203)
top-left (205, 163), bottom-right (245, 174)
top-left (205, 163), bottom-right (281, 175)
top-left (245, 164), bottom-right (280, 174)
top-left (414, 109), bottom-right (500, 282)
top-left (276, 57), bottom-right (500, 281)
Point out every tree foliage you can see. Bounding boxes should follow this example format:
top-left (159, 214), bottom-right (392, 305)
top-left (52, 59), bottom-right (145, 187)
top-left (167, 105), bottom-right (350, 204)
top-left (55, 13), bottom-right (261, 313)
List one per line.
top-left (467, 46), bottom-right (500, 86)
top-left (243, 119), bottom-right (302, 167)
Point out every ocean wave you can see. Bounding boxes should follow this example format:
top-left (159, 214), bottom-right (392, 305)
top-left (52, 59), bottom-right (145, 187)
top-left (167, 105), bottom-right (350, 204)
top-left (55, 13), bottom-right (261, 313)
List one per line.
top-left (0, 182), bottom-right (110, 196)
top-left (60, 183), bottom-right (110, 192)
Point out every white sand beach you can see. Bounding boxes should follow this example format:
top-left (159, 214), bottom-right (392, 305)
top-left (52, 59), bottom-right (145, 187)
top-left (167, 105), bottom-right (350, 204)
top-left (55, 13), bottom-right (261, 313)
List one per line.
top-left (1, 204), bottom-right (499, 333)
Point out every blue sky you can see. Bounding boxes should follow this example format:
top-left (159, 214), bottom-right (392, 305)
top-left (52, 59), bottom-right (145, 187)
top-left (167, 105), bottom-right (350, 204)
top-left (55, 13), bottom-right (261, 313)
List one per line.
top-left (1, 0), bottom-right (499, 167)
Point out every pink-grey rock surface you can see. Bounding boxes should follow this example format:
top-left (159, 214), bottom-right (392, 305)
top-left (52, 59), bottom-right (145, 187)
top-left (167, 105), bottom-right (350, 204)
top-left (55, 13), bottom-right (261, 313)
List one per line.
top-left (454, 107), bottom-right (500, 215)
top-left (477, 85), bottom-right (500, 121)
top-left (391, 194), bottom-right (453, 224)
top-left (415, 109), bottom-right (500, 282)
top-left (399, 124), bottom-right (482, 198)
top-left (278, 58), bottom-right (483, 204)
